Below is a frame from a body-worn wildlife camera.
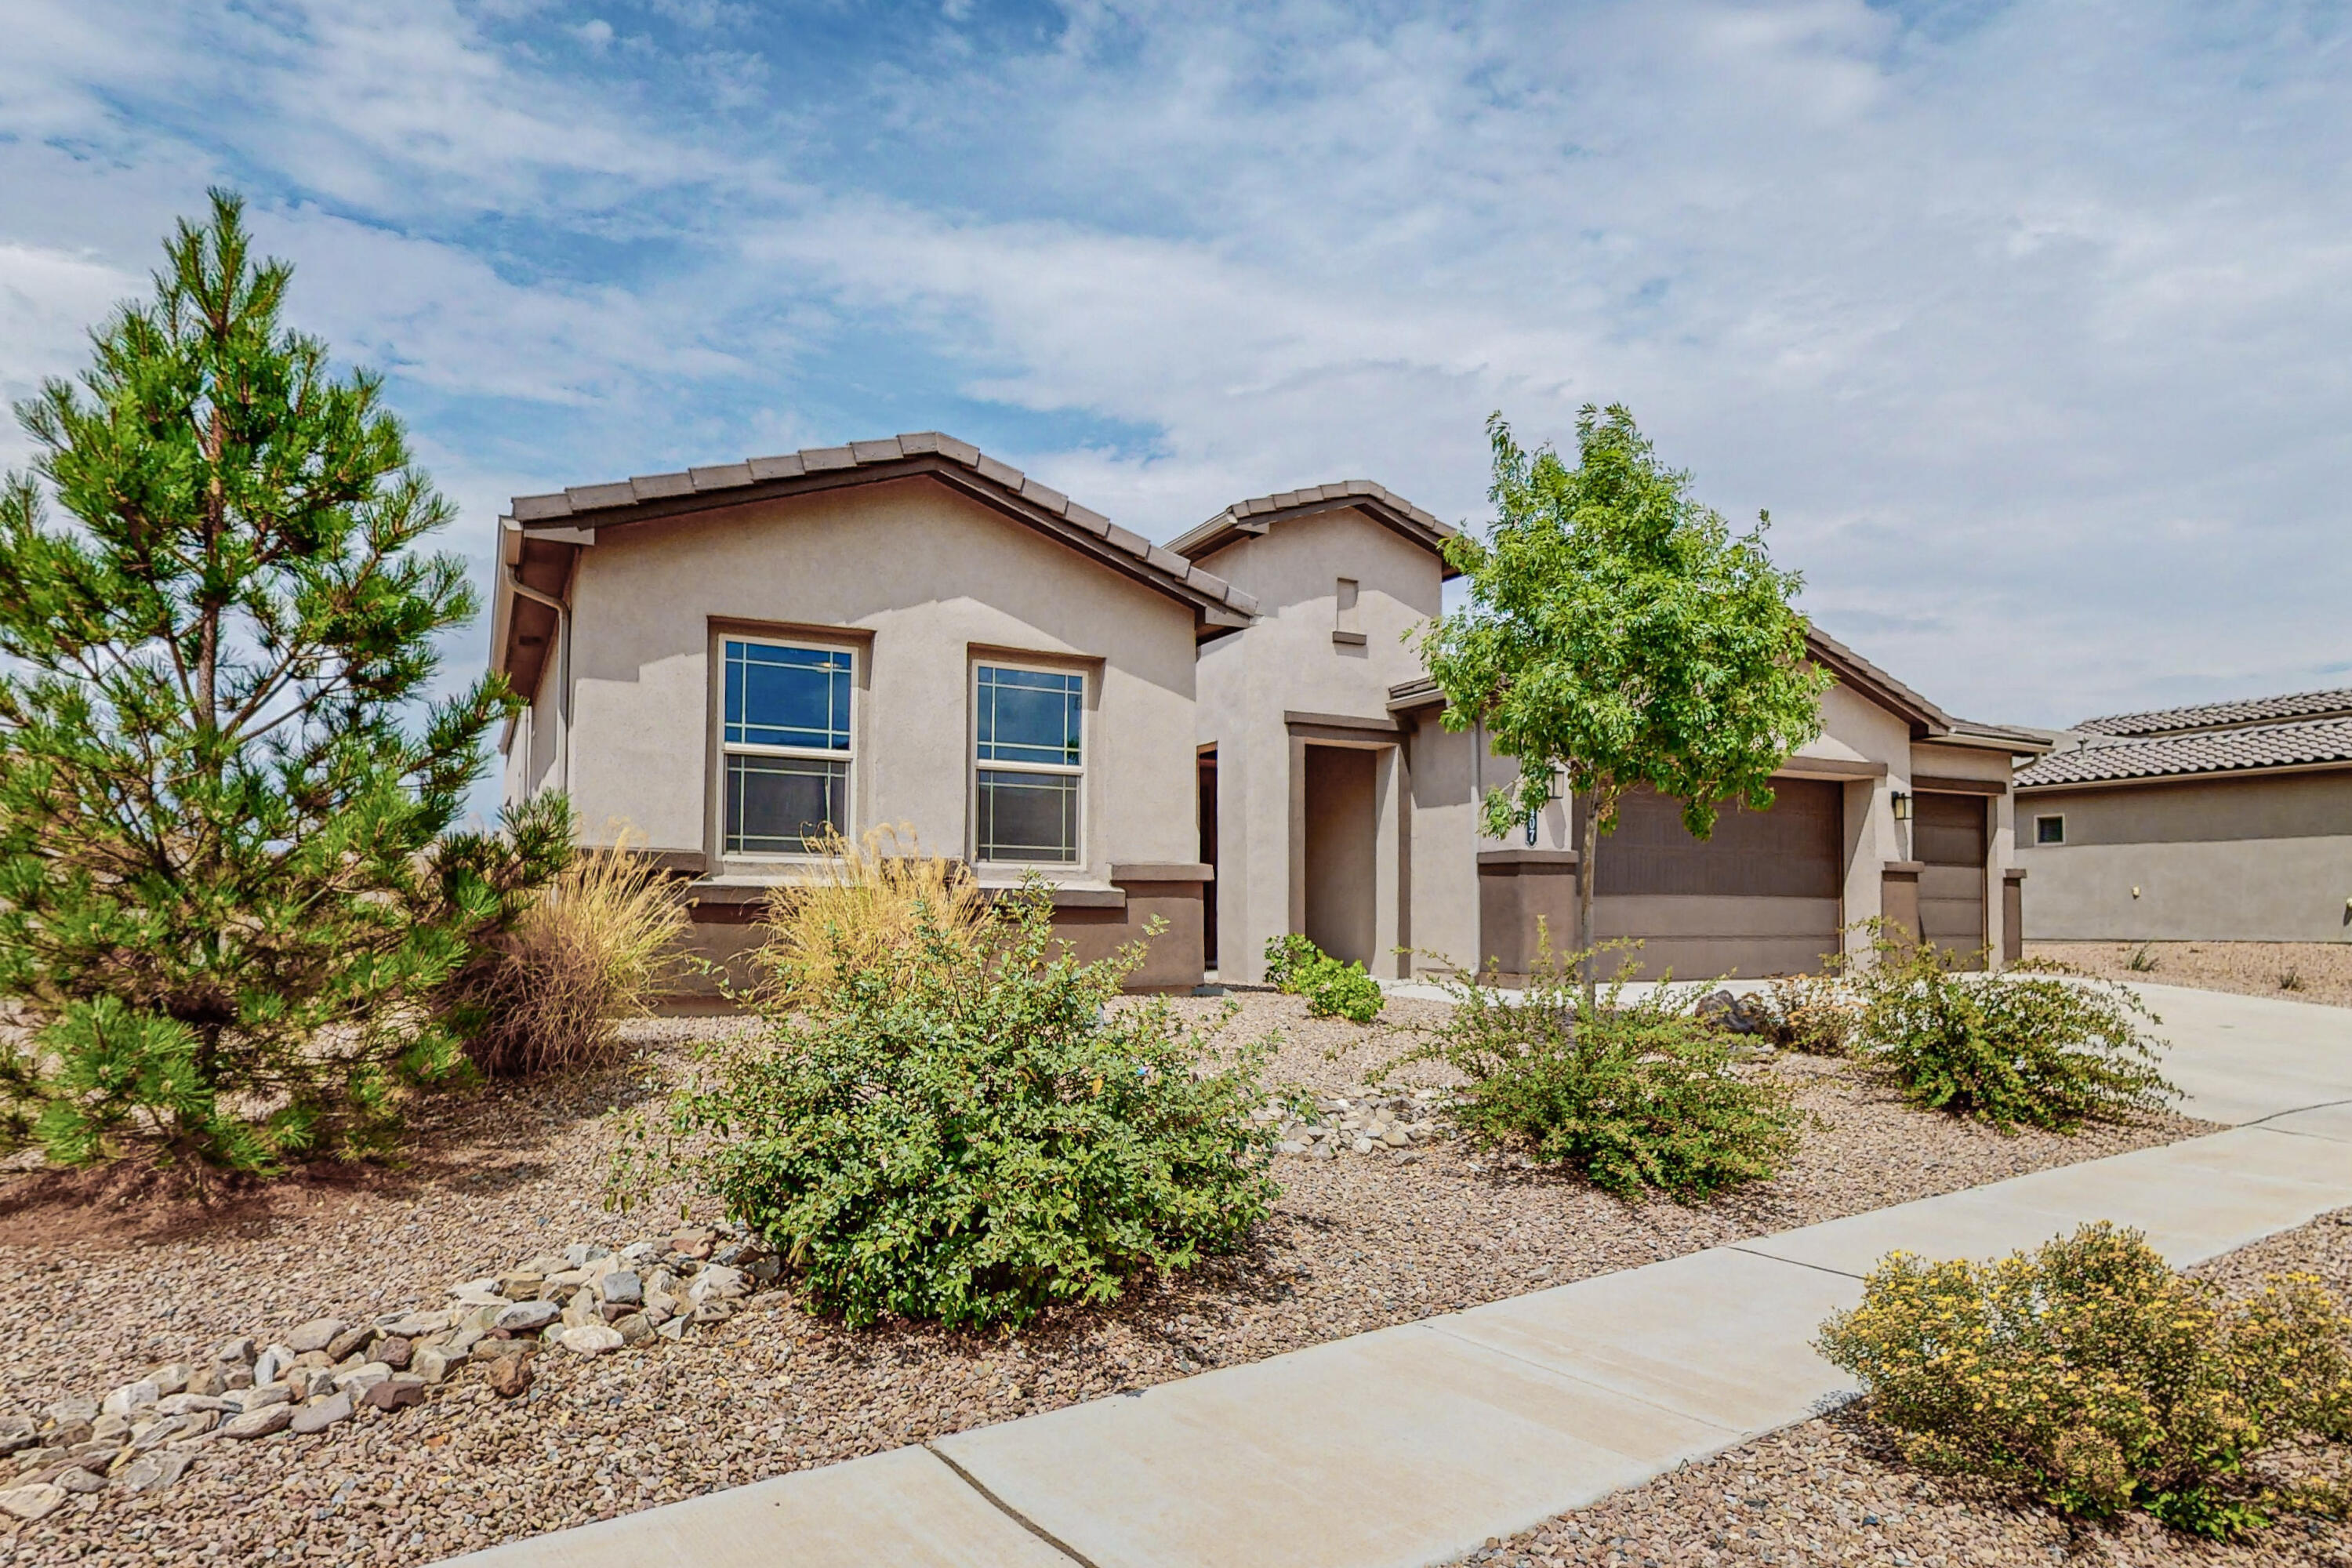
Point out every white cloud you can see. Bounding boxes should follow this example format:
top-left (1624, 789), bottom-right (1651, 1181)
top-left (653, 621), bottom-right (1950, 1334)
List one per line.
top-left (1, 0), bottom-right (2347, 750)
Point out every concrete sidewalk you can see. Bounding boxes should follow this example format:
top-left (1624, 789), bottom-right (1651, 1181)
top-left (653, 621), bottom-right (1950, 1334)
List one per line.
top-left (443, 986), bottom-right (2352, 1568)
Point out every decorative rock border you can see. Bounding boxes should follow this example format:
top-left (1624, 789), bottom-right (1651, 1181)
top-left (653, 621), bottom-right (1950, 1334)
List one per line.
top-left (1258, 1087), bottom-right (1457, 1160)
top-left (0, 1223), bottom-right (781, 1523)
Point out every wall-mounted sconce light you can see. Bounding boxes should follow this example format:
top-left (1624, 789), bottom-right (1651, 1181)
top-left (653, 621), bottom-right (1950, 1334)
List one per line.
top-left (1890, 790), bottom-right (1913, 822)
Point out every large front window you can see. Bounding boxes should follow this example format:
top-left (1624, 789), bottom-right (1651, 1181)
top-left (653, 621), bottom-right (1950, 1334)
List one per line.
top-left (721, 639), bottom-right (851, 855)
top-left (974, 664), bottom-right (1083, 863)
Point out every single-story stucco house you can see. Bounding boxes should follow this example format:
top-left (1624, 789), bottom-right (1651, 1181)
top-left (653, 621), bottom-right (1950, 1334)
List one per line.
top-left (490, 431), bottom-right (2046, 993)
top-left (2014, 687), bottom-right (2352, 942)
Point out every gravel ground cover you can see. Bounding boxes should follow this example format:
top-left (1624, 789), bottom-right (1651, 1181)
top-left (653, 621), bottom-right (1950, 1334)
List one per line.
top-left (0, 991), bottom-right (2213, 1566)
top-left (1453, 1209), bottom-right (2352, 1568)
top-left (2029, 940), bottom-right (2352, 1010)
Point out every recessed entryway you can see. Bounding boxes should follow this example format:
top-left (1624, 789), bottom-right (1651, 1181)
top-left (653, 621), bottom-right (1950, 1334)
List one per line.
top-left (1302, 744), bottom-right (1377, 967)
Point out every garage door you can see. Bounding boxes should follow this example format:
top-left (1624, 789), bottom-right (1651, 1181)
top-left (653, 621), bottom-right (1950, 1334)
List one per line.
top-left (1915, 792), bottom-right (1987, 964)
top-left (1584, 779), bottom-right (1843, 981)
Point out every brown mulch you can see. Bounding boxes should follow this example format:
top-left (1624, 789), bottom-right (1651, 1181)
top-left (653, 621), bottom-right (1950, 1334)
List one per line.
top-left (1455, 1210), bottom-right (2352, 1568)
top-left (2030, 940), bottom-right (2352, 1011)
top-left (0, 992), bottom-right (2216, 1566)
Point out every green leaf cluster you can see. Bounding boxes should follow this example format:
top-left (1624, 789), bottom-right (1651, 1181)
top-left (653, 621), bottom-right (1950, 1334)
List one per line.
top-left (615, 887), bottom-right (1278, 1329)
top-left (1848, 933), bottom-right (2176, 1132)
top-left (1262, 932), bottom-right (1385, 1025)
top-left (1381, 947), bottom-right (1802, 1200)
top-left (1817, 1221), bottom-right (2352, 1538)
top-left (0, 191), bottom-right (558, 1171)
top-left (1419, 405), bottom-right (1830, 844)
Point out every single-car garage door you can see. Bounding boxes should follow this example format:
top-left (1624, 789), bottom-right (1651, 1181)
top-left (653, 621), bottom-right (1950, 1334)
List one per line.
top-left (1584, 779), bottom-right (1844, 981)
top-left (1915, 792), bottom-right (1987, 964)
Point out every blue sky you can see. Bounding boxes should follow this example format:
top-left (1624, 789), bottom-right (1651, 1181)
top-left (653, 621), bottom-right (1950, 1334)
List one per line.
top-left (5, 0), bottom-right (2350, 815)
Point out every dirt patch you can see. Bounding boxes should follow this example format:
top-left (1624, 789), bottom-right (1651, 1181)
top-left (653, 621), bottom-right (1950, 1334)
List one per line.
top-left (1456, 1209), bottom-right (2352, 1568)
top-left (0, 992), bottom-right (2216, 1566)
top-left (2030, 939), bottom-right (2352, 1010)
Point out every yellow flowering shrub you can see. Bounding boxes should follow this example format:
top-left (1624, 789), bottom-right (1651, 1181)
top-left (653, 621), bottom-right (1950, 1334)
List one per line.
top-left (1817, 1221), bottom-right (2352, 1538)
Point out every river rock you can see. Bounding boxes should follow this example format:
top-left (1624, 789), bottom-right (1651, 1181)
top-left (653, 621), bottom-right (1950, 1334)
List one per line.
top-left (495, 1300), bottom-right (561, 1334)
top-left (222, 1405), bottom-right (293, 1440)
top-left (53, 1468), bottom-right (107, 1496)
top-left (290, 1392), bottom-right (354, 1434)
top-left (0, 1416), bottom-right (34, 1457)
top-left (361, 1377), bottom-right (426, 1412)
top-left (325, 1324), bottom-right (379, 1363)
top-left (100, 1381), bottom-right (159, 1417)
top-left (559, 1322), bottom-right (623, 1356)
top-left (598, 1270), bottom-right (642, 1307)
top-left (486, 1356), bottom-right (534, 1399)
top-left (0, 1483), bottom-right (66, 1522)
top-left (284, 1318), bottom-right (347, 1356)
top-left (119, 1450), bottom-right (194, 1493)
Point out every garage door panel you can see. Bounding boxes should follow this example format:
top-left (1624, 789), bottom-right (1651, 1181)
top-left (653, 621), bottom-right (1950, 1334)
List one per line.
top-left (1918, 866), bottom-right (1983, 902)
top-left (1590, 781), bottom-right (1842, 899)
top-left (1598, 935), bottom-right (1845, 982)
top-left (1593, 895), bottom-right (1843, 941)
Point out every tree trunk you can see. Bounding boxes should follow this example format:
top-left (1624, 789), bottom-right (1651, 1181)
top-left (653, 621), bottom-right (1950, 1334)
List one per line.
top-left (1577, 783), bottom-right (1607, 1013)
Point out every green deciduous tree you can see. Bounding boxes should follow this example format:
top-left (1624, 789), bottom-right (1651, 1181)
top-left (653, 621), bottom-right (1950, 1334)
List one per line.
top-left (0, 190), bottom-right (566, 1173)
top-left (1419, 406), bottom-right (1831, 999)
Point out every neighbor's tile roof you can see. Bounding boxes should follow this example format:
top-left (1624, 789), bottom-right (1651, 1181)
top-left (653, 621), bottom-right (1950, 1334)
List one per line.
top-left (506, 431), bottom-right (1258, 618)
top-left (2015, 715), bottom-right (2352, 789)
top-left (2074, 686), bottom-right (2352, 737)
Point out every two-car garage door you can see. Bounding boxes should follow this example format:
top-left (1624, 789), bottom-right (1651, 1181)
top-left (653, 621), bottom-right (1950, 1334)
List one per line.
top-left (1585, 779), bottom-right (1844, 981)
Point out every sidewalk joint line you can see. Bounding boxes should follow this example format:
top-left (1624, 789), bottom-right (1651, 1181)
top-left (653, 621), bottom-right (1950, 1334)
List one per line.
top-left (924, 1443), bottom-right (1104, 1568)
top-left (2238, 1097), bottom-right (2352, 1130)
top-left (1723, 1244), bottom-right (1867, 1281)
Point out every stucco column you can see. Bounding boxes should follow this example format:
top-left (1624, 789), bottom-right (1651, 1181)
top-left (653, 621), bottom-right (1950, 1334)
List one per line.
top-left (1374, 743), bottom-right (1405, 978)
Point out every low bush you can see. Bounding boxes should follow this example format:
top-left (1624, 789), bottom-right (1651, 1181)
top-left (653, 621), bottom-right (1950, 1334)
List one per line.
top-left (1817, 1221), bottom-right (2352, 1538)
top-left (756, 825), bottom-right (987, 1008)
top-left (1848, 934), bottom-right (2176, 1132)
top-left (1755, 972), bottom-right (1859, 1054)
top-left (1262, 932), bottom-right (1385, 1025)
top-left (449, 830), bottom-right (688, 1077)
top-left (615, 886), bottom-right (1277, 1329)
top-left (1383, 947), bottom-right (1802, 1200)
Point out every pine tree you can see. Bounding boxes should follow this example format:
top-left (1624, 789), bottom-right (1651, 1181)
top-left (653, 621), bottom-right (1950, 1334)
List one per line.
top-left (0, 191), bottom-right (568, 1172)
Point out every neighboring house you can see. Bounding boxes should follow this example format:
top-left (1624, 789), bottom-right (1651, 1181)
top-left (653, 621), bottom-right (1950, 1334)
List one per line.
top-left (2013, 688), bottom-right (2352, 942)
top-left (490, 432), bottom-right (2045, 995)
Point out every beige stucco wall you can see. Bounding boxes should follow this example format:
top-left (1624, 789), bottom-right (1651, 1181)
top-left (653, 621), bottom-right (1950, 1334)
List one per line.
top-left (1192, 506), bottom-right (1450, 982)
top-left (532, 477), bottom-right (1200, 885)
top-left (2017, 770), bottom-right (2352, 942)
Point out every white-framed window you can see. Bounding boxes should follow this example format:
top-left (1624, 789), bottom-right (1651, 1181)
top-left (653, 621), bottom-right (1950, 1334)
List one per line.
top-left (718, 637), bottom-right (853, 855)
top-left (2034, 814), bottom-right (2066, 846)
top-left (973, 662), bottom-right (1084, 865)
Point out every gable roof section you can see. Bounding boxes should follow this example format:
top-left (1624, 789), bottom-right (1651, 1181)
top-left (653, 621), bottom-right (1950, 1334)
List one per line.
top-left (2074, 686), bottom-right (2352, 739)
top-left (1385, 626), bottom-right (2034, 754)
top-left (492, 432), bottom-right (1258, 691)
top-left (1169, 481), bottom-right (1461, 578)
top-left (2016, 715), bottom-right (2352, 791)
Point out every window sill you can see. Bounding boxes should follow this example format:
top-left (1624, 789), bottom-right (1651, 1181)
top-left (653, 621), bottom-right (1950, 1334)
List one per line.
top-left (1331, 630), bottom-right (1368, 647)
top-left (976, 877), bottom-right (1125, 910)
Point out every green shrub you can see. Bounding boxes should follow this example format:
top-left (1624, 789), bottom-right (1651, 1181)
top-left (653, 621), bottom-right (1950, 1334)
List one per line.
top-left (615, 886), bottom-right (1277, 1329)
top-left (1817, 1221), bottom-right (2352, 1539)
top-left (1262, 932), bottom-right (1386, 1024)
top-left (1382, 948), bottom-right (1802, 1200)
top-left (1849, 934), bottom-right (2175, 1132)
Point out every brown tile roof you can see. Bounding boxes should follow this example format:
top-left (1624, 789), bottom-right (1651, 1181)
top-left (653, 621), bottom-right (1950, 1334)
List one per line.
top-left (505, 431), bottom-right (1259, 619)
top-left (1168, 480), bottom-right (1459, 572)
top-left (2074, 686), bottom-right (2352, 737)
top-left (2015, 715), bottom-right (2352, 789)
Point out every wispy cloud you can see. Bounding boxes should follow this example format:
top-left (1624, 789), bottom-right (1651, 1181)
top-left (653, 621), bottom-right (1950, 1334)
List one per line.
top-left (1, 0), bottom-right (2346, 760)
